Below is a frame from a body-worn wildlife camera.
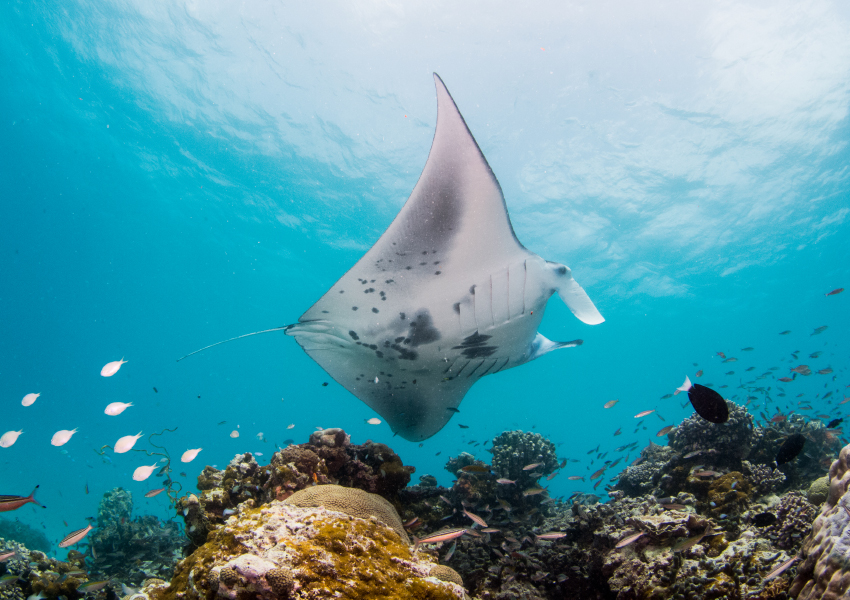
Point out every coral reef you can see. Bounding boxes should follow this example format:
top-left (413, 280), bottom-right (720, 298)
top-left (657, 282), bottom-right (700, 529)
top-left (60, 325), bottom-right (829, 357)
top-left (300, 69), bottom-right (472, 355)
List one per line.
top-left (0, 518), bottom-right (50, 553)
top-left (762, 491), bottom-right (816, 552)
top-left (179, 428), bottom-right (415, 546)
top-left (489, 431), bottom-right (559, 485)
top-left (742, 460), bottom-right (787, 497)
top-left (749, 416), bottom-right (840, 490)
top-left (282, 485), bottom-right (409, 544)
top-left (143, 500), bottom-right (464, 600)
top-left (668, 400), bottom-right (754, 465)
top-left (89, 488), bottom-right (185, 585)
top-left (0, 537), bottom-right (99, 600)
top-left (614, 443), bottom-right (676, 497)
top-left (807, 476), bottom-right (829, 505)
top-left (791, 443), bottom-right (850, 599)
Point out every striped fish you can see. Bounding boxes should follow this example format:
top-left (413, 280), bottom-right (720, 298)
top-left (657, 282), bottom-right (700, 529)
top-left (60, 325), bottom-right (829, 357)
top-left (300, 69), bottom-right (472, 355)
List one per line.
top-left (463, 509), bottom-right (487, 528)
top-left (414, 528), bottom-right (467, 548)
top-left (0, 486), bottom-right (44, 512)
top-left (59, 524), bottom-right (93, 548)
top-left (764, 556), bottom-right (798, 581)
top-left (77, 580), bottom-right (111, 593)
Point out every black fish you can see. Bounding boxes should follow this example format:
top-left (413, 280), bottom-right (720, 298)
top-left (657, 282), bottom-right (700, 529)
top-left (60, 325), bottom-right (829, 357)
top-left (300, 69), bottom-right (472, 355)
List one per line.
top-left (776, 433), bottom-right (806, 465)
top-left (458, 424), bottom-right (469, 429)
top-left (153, 387), bottom-right (158, 393)
top-left (753, 512), bottom-right (777, 527)
top-left (827, 418), bottom-right (843, 429)
top-left (677, 376), bottom-right (728, 423)
top-left (322, 382), bottom-right (329, 387)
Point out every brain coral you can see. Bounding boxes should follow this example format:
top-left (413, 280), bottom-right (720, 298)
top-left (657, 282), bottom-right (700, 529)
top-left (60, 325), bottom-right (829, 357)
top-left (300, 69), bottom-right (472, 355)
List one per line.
top-left (283, 484), bottom-right (409, 544)
top-left (429, 565), bottom-right (463, 587)
top-left (791, 443), bottom-right (850, 599)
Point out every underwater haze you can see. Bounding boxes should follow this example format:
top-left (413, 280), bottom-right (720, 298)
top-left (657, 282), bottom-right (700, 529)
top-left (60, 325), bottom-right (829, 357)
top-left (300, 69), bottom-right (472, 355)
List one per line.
top-left (2, 0), bottom-right (850, 553)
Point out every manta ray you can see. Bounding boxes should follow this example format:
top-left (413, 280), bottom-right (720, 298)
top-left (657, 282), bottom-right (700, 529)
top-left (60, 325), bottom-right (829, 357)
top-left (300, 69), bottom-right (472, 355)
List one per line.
top-left (181, 74), bottom-right (603, 441)
top-left (284, 74), bottom-right (604, 441)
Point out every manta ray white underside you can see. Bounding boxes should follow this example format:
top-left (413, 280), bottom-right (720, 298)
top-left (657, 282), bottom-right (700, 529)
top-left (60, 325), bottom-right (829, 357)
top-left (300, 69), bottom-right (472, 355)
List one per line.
top-left (286, 74), bottom-right (603, 442)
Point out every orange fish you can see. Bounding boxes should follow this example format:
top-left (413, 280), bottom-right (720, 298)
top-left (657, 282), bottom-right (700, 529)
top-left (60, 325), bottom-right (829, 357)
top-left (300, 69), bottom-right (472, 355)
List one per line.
top-left (0, 486), bottom-right (45, 512)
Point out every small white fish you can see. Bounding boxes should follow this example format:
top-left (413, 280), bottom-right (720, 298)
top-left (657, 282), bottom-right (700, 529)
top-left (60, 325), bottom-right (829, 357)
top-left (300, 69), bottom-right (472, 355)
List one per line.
top-left (374, 376), bottom-right (379, 383)
top-left (101, 358), bottom-right (128, 377)
top-left (51, 428), bottom-right (78, 447)
top-left (366, 418), bottom-right (382, 425)
top-left (230, 430), bottom-right (239, 438)
top-left (21, 393), bottom-right (40, 407)
top-left (114, 432), bottom-right (143, 453)
top-left (634, 410), bottom-right (655, 419)
top-left (104, 402), bottom-right (133, 416)
top-left (0, 430), bottom-right (23, 448)
top-left (256, 432), bottom-right (264, 440)
top-left (181, 448), bottom-right (202, 463)
top-left (255, 452), bottom-right (263, 456)
top-left (287, 424), bottom-right (295, 429)
top-left (133, 463), bottom-right (159, 481)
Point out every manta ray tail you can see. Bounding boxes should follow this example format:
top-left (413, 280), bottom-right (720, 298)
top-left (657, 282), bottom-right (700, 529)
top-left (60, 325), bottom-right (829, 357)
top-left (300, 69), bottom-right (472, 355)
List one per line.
top-left (176, 325), bottom-right (290, 361)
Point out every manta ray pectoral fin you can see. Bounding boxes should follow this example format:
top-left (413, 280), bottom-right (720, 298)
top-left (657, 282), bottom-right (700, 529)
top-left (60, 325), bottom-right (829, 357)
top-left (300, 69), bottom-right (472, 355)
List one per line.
top-left (547, 263), bottom-right (604, 325)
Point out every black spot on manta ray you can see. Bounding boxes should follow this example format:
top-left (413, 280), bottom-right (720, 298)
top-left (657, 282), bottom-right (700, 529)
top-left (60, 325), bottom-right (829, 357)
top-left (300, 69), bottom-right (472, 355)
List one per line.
top-left (399, 313), bottom-right (406, 320)
top-left (435, 271), bottom-right (441, 275)
top-left (407, 310), bottom-right (440, 347)
top-left (406, 266), bottom-right (412, 270)
top-left (352, 306), bottom-right (358, 311)
top-left (454, 331), bottom-right (498, 359)
top-left (349, 331), bottom-right (359, 340)
top-left (453, 303), bottom-right (461, 314)
top-left (469, 285), bottom-right (476, 295)
top-left (372, 308), bottom-right (379, 313)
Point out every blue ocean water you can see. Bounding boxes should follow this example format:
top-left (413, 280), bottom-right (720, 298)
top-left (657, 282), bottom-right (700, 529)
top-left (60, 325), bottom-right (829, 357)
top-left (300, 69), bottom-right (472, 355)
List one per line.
top-left (1, 1), bottom-right (849, 555)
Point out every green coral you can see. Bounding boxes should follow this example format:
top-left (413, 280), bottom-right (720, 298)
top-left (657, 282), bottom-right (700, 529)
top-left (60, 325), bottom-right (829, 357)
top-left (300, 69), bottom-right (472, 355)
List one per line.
top-left (807, 475), bottom-right (829, 505)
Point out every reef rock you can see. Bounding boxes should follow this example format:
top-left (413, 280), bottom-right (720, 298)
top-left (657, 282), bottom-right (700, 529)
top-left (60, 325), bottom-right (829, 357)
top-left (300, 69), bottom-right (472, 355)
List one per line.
top-left (179, 429), bottom-right (415, 547)
top-left (147, 499), bottom-right (464, 600)
top-left (791, 443), bottom-right (850, 599)
top-left (90, 488), bottom-right (185, 584)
